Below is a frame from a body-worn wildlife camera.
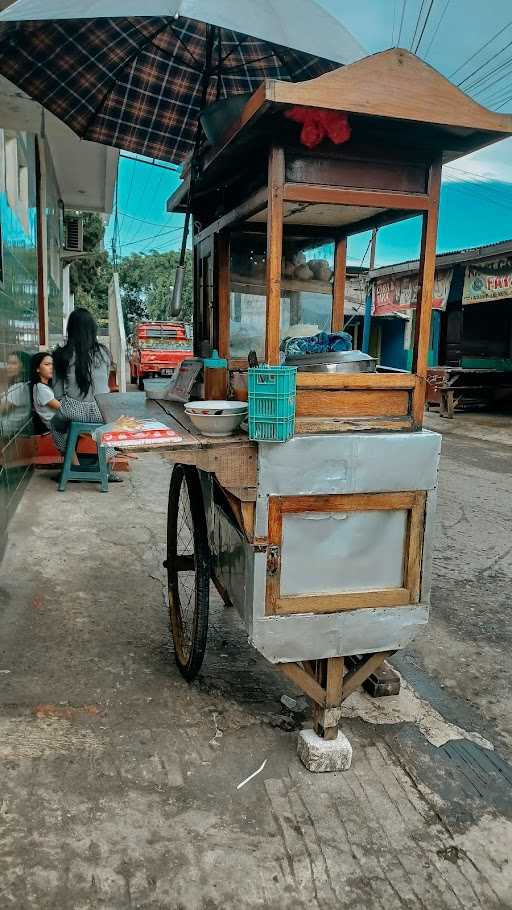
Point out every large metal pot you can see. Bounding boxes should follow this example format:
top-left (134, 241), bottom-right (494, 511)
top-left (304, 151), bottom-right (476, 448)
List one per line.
top-left (285, 350), bottom-right (377, 373)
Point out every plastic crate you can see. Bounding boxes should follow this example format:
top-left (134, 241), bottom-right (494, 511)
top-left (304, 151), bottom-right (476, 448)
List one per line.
top-left (248, 365), bottom-right (297, 442)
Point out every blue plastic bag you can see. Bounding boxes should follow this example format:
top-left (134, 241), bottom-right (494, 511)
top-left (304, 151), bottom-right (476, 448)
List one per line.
top-left (282, 331), bottom-right (352, 359)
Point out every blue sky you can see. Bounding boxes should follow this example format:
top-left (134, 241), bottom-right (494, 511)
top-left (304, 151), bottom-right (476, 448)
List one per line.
top-left (105, 0), bottom-right (512, 268)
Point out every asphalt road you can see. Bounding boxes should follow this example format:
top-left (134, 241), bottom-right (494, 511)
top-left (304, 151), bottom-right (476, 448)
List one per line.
top-left (398, 431), bottom-right (512, 761)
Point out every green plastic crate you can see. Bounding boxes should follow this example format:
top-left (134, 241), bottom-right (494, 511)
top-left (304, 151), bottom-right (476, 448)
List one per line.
top-left (248, 365), bottom-right (297, 442)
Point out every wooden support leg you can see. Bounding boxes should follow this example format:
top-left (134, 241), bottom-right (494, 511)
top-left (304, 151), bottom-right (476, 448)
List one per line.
top-left (279, 652), bottom-right (393, 742)
top-left (211, 570), bottom-right (233, 607)
top-left (446, 389), bottom-right (455, 419)
top-left (440, 388), bottom-right (455, 419)
top-left (312, 657), bottom-right (344, 741)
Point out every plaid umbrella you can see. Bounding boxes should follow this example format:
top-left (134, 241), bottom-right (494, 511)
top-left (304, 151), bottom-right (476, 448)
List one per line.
top-left (0, 13), bottom-right (356, 163)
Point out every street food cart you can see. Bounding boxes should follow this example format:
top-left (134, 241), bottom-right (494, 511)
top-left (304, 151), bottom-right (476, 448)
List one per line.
top-left (104, 49), bottom-right (512, 767)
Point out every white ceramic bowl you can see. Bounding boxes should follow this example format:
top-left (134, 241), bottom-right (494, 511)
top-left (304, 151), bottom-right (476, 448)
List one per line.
top-left (185, 400), bottom-right (248, 437)
top-left (185, 400), bottom-right (247, 415)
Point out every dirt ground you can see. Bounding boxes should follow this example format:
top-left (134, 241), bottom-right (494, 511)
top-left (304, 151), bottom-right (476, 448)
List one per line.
top-left (1, 416), bottom-right (512, 909)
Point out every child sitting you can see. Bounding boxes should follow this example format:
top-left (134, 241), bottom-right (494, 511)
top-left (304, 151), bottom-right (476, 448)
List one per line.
top-left (31, 352), bottom-right (80, 468)
top-left (31, 352), bottom-right (64, 431)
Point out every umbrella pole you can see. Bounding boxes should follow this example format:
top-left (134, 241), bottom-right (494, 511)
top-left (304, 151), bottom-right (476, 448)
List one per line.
top-left (170, 25), bottom-right (216, 318)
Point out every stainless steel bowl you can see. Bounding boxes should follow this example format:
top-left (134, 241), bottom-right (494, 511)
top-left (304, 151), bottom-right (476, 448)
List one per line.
top-left (285, 350), bottom-right (377, 373)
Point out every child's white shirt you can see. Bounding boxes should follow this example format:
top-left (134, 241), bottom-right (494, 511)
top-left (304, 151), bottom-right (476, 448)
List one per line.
top-left (33, 383), bottom-right (56, 428)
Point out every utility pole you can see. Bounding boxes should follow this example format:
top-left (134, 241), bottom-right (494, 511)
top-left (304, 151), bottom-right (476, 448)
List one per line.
top-left (362, 229), bottom-right (377, 353)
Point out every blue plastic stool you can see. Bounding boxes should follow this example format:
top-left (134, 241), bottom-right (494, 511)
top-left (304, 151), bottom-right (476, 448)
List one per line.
top-left (58, 421), bottom-right (109, 492)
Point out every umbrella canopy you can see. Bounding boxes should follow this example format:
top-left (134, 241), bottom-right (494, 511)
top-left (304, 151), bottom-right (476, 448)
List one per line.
top-left (0, 1), bottom-right (364, 163)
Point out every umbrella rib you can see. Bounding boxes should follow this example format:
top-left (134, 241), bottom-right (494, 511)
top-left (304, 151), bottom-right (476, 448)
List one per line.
top-left (267, 44), bottom-right (296, 80)
top-left (219, 31), bottom-right (249, 66)
top-left (79, 17), bottom-right (174, 138)
top-left (168, 21), bottom-right (204, 69)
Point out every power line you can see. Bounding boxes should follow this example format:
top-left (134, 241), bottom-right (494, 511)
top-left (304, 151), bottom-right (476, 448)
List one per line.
top-left (496, 91), bottom-right (512, 110)
top-left (118, 155), bottom-right (137, 238)
top-left (118, 211), bottom-right (180, 228)
top-left (475, 65), bottom-right (512, 105)
top-left (410, 0), bottom-right (428, 51)
top-left (392, 0), bottom-right (398, 46)
top-left (111, 157), bottom-right (121, 268)
top-left (119, 226), bottom-right (184, 250)
top-left (423, 0), bottom-right (450, 59)
top-left (414, 0), bottom-right (435, 54)
top-left (459, 41), bottom-right (512, 91)
top-left (443, 168), bottom-right (512, 213)
top-left (397, 0), bottom-right (408, 45)
top-left (449, 20), bottom-right (512, 80)
top-left (482, 80), bottom-right (512, 108)
top-left (126, 160), bottom-right (166, 244)
top-left (442, 179), bottom-right (512, 217)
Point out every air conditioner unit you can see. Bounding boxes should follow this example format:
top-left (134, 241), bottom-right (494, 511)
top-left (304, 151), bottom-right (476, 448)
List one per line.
top-left (64, 216), bottom-right (83, 252)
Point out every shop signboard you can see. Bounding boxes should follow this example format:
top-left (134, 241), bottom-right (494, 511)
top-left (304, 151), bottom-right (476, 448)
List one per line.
top-left (372, 269), bottom-right (452, 316)
top-left (462, 257), bottom-right (512, 304)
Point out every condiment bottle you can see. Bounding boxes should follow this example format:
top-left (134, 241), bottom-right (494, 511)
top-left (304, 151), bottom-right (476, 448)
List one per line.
top-left (203, 349), bottom-right (228, 400)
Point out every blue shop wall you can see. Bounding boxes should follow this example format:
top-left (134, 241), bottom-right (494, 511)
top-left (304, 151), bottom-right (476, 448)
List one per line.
top-left (377, 310), bottom-right (441, 371)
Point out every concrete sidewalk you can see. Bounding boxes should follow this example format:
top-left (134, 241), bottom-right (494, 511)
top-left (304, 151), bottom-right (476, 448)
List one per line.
top-left (1, 453), bottom-right (512, 908)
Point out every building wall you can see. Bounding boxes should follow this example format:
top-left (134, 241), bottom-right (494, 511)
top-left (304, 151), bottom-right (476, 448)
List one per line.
top-left (375, 310), bottom-right (441, 371)
top-left (0, 129), bottom-right (63, 556)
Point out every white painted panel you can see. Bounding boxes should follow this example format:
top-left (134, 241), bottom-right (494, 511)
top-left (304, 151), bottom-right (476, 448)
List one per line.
top-left (281, 510), bottom-right (407, 595)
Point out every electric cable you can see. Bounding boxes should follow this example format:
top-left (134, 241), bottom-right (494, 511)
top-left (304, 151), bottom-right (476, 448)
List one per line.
top-left (414, 0), bottom-right (435, 54)
top-left (449, 20), bottom-right (512, 81)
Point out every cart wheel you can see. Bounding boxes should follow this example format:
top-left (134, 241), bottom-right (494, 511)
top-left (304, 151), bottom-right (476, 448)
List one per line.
top-left (166, 464), bottom-right (209, 681)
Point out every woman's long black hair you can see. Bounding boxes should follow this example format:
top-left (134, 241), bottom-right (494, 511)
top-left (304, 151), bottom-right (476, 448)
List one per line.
top-left (53, 307), bottom-right (106, 397)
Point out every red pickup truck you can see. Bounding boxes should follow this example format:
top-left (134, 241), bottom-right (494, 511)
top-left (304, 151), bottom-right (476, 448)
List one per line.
top-left (129, 321), bottom-right (193, 389)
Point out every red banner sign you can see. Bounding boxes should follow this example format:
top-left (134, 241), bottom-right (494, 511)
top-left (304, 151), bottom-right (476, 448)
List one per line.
top-left (372, 269), bottom-right (452, 316)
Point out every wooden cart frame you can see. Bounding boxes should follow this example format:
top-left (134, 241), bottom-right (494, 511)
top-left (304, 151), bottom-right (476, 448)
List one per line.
top-left (161, 49), bottom-right (512, 745)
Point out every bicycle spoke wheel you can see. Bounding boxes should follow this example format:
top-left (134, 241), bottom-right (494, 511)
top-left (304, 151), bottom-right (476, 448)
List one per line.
top-left (166, 465), bottom-right (209, 681)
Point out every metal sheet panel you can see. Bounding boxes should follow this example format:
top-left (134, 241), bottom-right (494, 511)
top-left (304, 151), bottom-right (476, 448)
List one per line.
top-left (420, 488), bottom-right (437, 603)
top-left (281, 509), bottom-right (407, 595)
top-left (211, 502), bottom-right (254, 628)
top-left (248, 551), bottom-right (427, 662)
top-left (256, 431), bottom-right (441, 537)
top-left (250, 605), bottom-right (429, 663)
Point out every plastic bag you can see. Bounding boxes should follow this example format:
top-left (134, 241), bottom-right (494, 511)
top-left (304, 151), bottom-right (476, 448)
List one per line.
top-left (282, 331), bottom-right (352, 359)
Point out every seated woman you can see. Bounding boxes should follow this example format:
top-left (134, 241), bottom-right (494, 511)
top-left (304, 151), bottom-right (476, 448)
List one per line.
top-left (52, 307), bottom-right (122, 482)
top-left (0, 350), bottom-right (31, 438)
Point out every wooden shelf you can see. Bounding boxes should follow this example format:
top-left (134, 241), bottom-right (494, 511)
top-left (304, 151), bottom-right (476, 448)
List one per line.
top-left (231, 272), bottom-right (332, 296)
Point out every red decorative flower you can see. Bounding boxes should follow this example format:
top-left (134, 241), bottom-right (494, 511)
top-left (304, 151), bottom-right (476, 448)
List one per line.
top-left (285, 106), bottom-right (351, 149)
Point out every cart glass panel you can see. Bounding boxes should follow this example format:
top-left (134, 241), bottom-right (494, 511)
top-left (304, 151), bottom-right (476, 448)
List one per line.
top-left (229, 233), bottom-right (335, 360)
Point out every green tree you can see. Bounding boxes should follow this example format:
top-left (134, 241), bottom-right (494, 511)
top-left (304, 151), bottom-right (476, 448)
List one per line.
top-left (67, 213), bottom-right (193, 333)
top-left (118, 249), bottom-right (193, 332)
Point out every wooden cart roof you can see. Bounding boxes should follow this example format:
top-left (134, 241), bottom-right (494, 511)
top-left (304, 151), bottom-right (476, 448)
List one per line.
top-left (167, 48), bottom-right (512, 214)
top-left (265, 48), bottom-right (512, 133)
